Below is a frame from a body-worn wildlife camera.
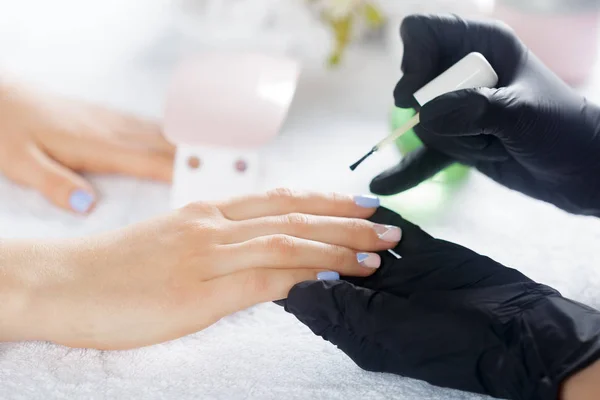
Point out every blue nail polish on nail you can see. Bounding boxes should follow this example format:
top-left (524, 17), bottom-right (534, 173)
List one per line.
top-left (69, 189), bottom-right (94, 214)
top-left (317, 271), bottom-right (340, 281)
top-left (354, 195), bottom-right (380, 208)
top-left (357, 253), bottom-right (369, 263)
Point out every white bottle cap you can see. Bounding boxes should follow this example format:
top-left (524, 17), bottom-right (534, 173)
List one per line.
top-left (413, 52), bottom-right (499, 106)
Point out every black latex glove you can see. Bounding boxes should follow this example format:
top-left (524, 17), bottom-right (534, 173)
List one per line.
top-left (283, 208), bottom-right (600, 400)
top-left (371, 14), bottom-right (600, 216)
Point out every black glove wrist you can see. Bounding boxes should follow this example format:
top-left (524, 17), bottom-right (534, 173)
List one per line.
top-left (515, 294), bottom-right (600, 399)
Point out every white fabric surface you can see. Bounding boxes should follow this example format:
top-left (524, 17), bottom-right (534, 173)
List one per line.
top-left (2, 1), bottom-right (600, 399)
top-left (4, 167), bottom-right (600, 400)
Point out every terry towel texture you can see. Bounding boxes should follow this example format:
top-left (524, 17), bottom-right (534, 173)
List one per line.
top-left (1, 173), bottom-right (599, 400)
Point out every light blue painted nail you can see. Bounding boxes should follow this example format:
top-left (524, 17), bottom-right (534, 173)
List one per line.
top-left (354, 195), bottom-right (380, 208)
top-left (317, 271), bottom-right (340, 281)
top-left (69, 189), bottom-right (94, 214)
top-left (357, 252), bottom-right (381, 269)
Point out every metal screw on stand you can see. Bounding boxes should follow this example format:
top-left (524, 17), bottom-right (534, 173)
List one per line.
top-left (235, 159), bottom-right (248, 173)
top-left (187, 155), bottom-right (201, 170)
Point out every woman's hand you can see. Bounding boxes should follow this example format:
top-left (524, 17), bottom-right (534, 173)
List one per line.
top-left (0, 190), bottom-right (400, 350)
top-left (0, 78), bottom-right (175, 214)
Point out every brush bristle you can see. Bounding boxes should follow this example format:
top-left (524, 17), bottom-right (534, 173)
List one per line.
top-left (349, 149), bottom-right (375, 171)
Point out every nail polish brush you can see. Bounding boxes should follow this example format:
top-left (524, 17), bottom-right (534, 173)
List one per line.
top-left (350, 52), bottom-right (499, 171)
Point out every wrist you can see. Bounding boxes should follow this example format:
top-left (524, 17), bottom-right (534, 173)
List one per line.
top-left (0, 239), bottom-right (76, 342)
top-left (0, 239), bottom-right (37, 341)
top-left (518, 294), bottom-right (600, 399)
top-left (562, 359), bottom-right (600, 400)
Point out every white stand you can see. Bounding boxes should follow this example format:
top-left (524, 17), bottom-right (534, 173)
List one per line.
top-left (171, 144), bottom-right (261, 209)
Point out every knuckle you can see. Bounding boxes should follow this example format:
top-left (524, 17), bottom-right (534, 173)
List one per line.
top-left (241, 269), bottom-right (272, 296)
top-left (282, 213), bottom-right (311, 232)
top-left (400, 14), bottom-right (426, 34)
top-left (493, 20), bottom-right (516, 37)
top-left (181, 201), bottom-right (220, 217)
top-left (488, 21), bottom-right (523, 54)
top-left (186, 221), bottom-right (222, 244)
top-left (172, 213), bottom-right (223, 245)
top-left (262, 234), bottom-right (297, 257)
top-left (266, 187), bottom-right (298, 203)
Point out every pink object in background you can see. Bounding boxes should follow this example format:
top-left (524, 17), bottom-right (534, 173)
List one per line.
top-left (164, 52), bottom-right (300, 148)
top-left (164, 52), bottom-right (300, 208)
top-left (493, 0), bottom-right (600, 86)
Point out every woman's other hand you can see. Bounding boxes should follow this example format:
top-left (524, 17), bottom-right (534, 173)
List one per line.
top-left (0, 190), bottom-right (400, 349)
top-left (0, 78), bottom-right (175, 214)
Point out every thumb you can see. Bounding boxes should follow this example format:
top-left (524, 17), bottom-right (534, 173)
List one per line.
top-left (419, 87), bottom-right (512, 137)
top-left (369, 146), bottom-right (453, 196)
top-left (18, 148), bottom-right (96, 214)
top-left (285, 280), bottom-right (403, 373)
top-left (394, 73), bottom-right (430, 109)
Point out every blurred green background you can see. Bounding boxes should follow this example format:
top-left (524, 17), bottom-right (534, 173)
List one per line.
top-left (381, 107), bottom-right (470, 221)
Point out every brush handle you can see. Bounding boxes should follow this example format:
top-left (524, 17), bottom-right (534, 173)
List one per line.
top-left (375, 113), bottom-right (420, 151)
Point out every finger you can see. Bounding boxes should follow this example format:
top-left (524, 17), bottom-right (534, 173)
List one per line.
top-left (216, 189), bottom-right (379, 221)
top-left (419, 87), bottom-right (513, 138)
top-left (369, 147), bottom-right (453, 196)
top-left (117, 116), bottom-right (176, 156)
top-left (285, 280), bottom-right (403, 373)
top-left (347, 207), bottom-right (534, 296)
top-left (368, 206), bottom-right (432, 245)
top-left (76, 143), bottom-right (174, 182)
top-left (393, 16), bottom-right (442, 107)
top-left (217, 235), bottom-right (380, 277)
top-left (225, 214), bottom-right (402, 250)
top-left (449, 136), bottom-right (510, 162)
top-left (15, 148), bottom-right (96, 214)
top-left (411, 124), bottom-right (510, 164)
top-left (285, 279), bottom-right (500, 387)
top-left (286, 280), bottom-right (390, 336)
top-left (394, 14), bottom-right (467, 108)
top-left (394, 14), bottom-right (522, 108)
top-left (200, 268), bottom-right (320, 322)
top-left (372, 249), bottom-right (533, 297)
top-left (399, 14), bottom-right (521, 82)
top-left (394, 74), bottom-right (431, 109)
top-left (88, 103), bottom-right (176, 156)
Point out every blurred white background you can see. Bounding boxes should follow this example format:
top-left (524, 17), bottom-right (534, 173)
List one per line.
top-left (2, 2), bottom-right (600, 400)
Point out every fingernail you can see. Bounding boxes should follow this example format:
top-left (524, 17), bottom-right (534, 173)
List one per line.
top-left (317, 271), bottom-right (340, 281)
top-left (69, 189), bottom-right (95, 214)
top-left (374, 224), bottom-right (402, 242)
top-left (357, 253), bottom-right (381, 269)
top-left (353, 195), bottom-right (380, 208)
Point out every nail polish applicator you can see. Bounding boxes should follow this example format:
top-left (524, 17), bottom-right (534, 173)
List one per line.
top-left (350, 52), bottom-right (499, 171)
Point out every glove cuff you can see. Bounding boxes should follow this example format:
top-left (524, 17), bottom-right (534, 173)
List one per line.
top-left (519, 293), bottom-right (600, 400)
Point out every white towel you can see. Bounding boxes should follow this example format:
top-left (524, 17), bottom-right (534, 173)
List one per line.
top-left (2, 169), bottom-right (599, 400)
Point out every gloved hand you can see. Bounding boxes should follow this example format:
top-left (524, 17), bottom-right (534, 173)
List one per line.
top-left (283, 207), bottom-right (600, 400)
top-left (371, 14), bottom-right (600, 216)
